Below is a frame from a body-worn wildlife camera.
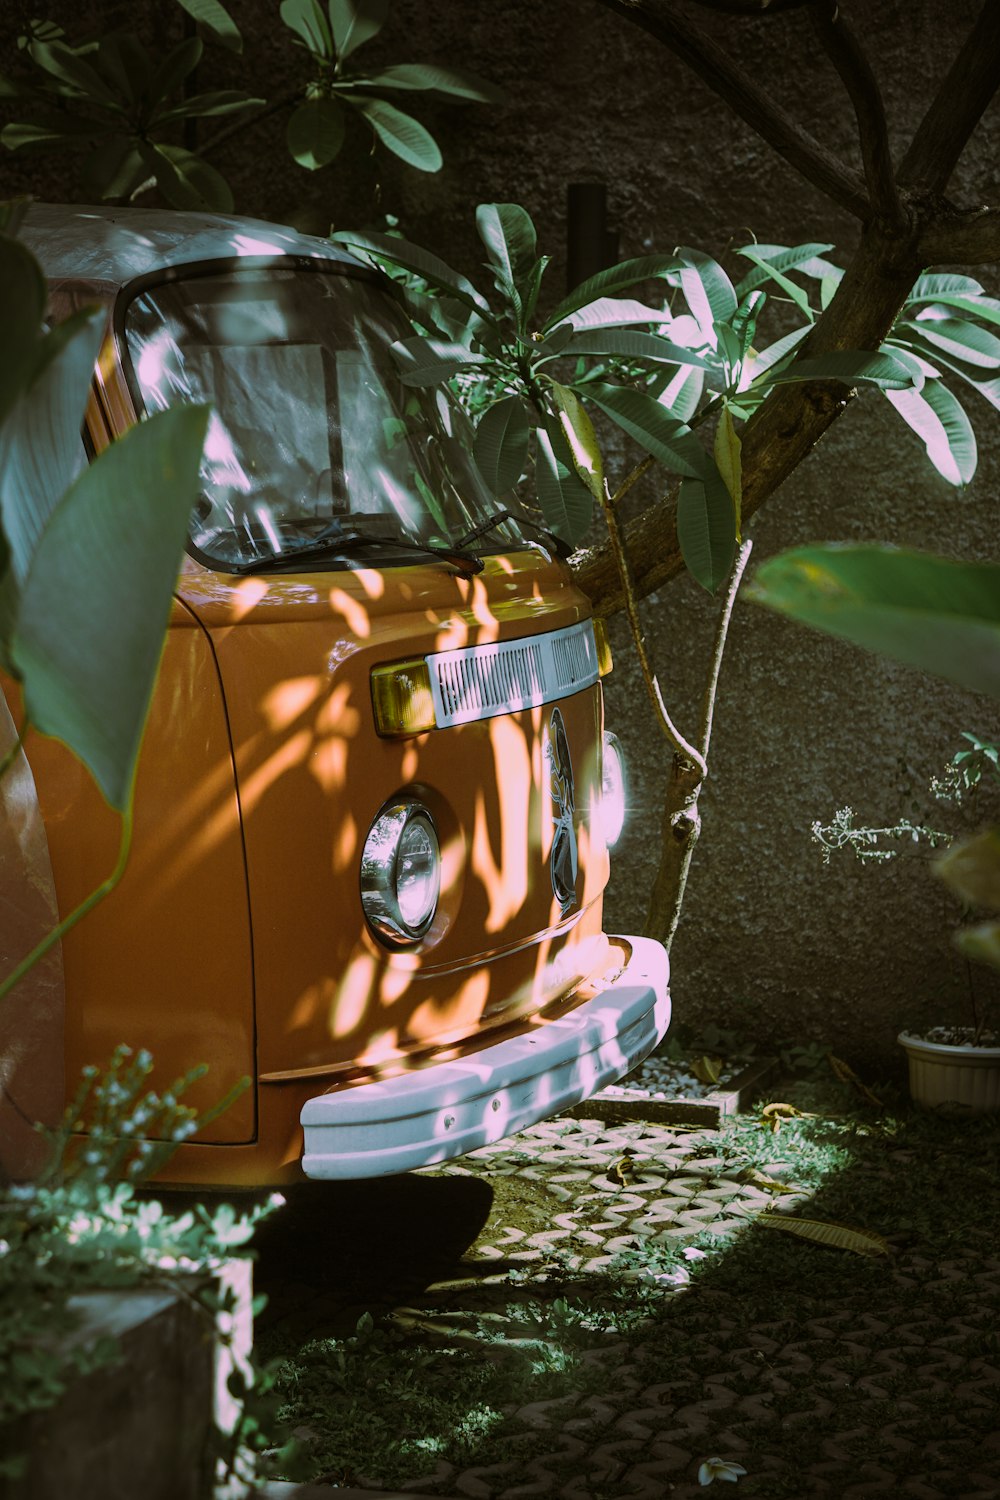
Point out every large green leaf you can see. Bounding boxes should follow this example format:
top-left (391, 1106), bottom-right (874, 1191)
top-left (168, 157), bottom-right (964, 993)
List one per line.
top-left (581, 383), bottom-right (710, 477)
top-left (173, 0), bottom-right (243, 52)
top-left (746, 325), bottom-right (810, 382)
top-left (907, 272), bottom-right (986, 302)
top-left (94, 31), bottom-right (151, 105)
top-left (735, 242), bottom-right (835, 301)
top-left (549, 382), bottom-right (604, 502)
top-left (13, 406), bottom-right (210, 810)
top-left (904, 293), bottom-right (1000, 332)
top-left (82, 137), bottom-right (146, 201)
top-left (142, 142), bottom-right (233, 212)
top-left (887, 333), bottom-right (1000, 413)
top-left (677, 471), bottom-right (736, 593)
top-left (360, 63), bottom-right (503, 102)
top-left (655, 364), bottom-right (704, 423)
top-left (534, 422), bottom-right (593, 545)
top-left (899, 316), bottom-right (1000, 370)
top-left (286, 95), bottom-right (345, 169)
top-left (279, 0), bottom-right (333, 57)
top-left (391, 335), bottom-right (487, 386)
top-left (28, 40), bottom-right (120, 107)
top-left (473, 396), bottom-right (530, 496)
top-left (557, 297), bottom-right (668, 333)
top-left (884, 379), bottom-right (977, 487)
top-left (328, 0), bottom-right (390, 59)
top-left (148, 37), bottom-right (203, 106)
top-left (675, 248), bottom-right (738, 339)
top-left (754, 349), bottom-right (914, 391)
top-left (330, 228), bottom-right (494, 320)
top-left (155, 90), bottom-right (262, 127)
top-left (352, 96), bottom-right (441, 171)
top-left (0, 235), bottom-right (47, 428)
top-left (748, 544), bottom-right (1000, 700)
top-left (2, 114), bottom-right (99, 151)
top-left (735, 246), bottom-right (813, 320)
top-left (557, 329), bottom-right (709, 367)
top-left (546, 255), bottom-right (681, 330)
top-left (475, 203), bottom-right (537, 326)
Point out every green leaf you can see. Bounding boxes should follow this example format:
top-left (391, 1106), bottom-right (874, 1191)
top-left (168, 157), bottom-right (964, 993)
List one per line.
top-left (557, 297), bottom-right (668, 332)
top-left (581, 382), bottom-right (710, 477)
top-left (884, 379), bottom-right (977, 486)
top-left (675, 247), bottom-right (738, 339)
top-left (473, 396), bottom-right (530, 496)
top-left (360, 63), bottom-right (503, 102)
top-left (900, 316), bottom-right (1000, 370)
top-left (148, 37), bottom-right (203, 106)
top-left (352, 96), bottom-right (441, 171)
top-left (0, 308), bottom-right (105, 590)
top-left (754, 349), bottom-right (915, 391)
top-left (28, 40), bottom-right (120, 107)
top-left (81, 136), bottom-right (146, 201)
top-left (279, 0), bottom-right (333, 57)
top-left (475, 202), bottom-right (537, 327)
top-left (93, 31), bottom-right (150, 105)
top-left (887, 333), bottom-right (1000, 413)
top-left (731, 288), bottom-right (765, 359)
top-left (328, 0), bottom-right (390, 59)
top-left (155, 90), bottom-right (261, 127)
top-left (0, 234), bottom-right (47, 428)
top-left (557, 329), bottom-right (709, 367)
top-left (534, 423), bottom-right (593, 545)
top-left (391, 335), bottom-right (487, 386)
top-left (935, 830), bottom-right (1000, 912)
top-left (14, 406), bottom-right (209, 809)
top-left (748, 544), bottom-right (1000, 700)
top-left (330, 228), bottom-right (494, 320)
top-left (286, 95), bottom-right (345, 170)
top-left (907, 272), bottom-right (985, 302)
top-left (140, 143), bottom-right (233, 212)
top-left (735, 242), bottom-right (835, 300)
top-left (655, 364), bottom-right (704, 423)
top-left (549, 382), bottom-right (604, 502)
top-left (172, 0), bottom-right (243, 53)
top-left (546, 255), bottom-right (680, 330)
top-left (746, 325), bottom-right (810, 382)
top-left (677, 472), bottom-right (736, 593)
top-left (713, 404), bottom-right (742, 536)
top-left (904, 293), bottom-right (1000, 332)
top-left (736, 245), bottom-right (813, 319)
top-left (2, 114), bottom-right (99, 151)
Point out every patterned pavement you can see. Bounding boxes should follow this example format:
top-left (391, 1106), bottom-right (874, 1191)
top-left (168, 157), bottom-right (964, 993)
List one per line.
top-left (384, 1113), bottom-right (1000, 1500)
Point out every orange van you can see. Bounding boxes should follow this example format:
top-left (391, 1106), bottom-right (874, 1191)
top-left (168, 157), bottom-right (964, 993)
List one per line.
top-left (13, 204), bottom-right (670, 1185)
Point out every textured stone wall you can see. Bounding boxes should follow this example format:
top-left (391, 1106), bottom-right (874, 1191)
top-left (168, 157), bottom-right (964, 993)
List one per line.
top-left (3, 1), bottom-right (999, 1069)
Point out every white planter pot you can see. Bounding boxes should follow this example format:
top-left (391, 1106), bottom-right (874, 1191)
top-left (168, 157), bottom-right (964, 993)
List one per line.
top-left (898, 1029), bottom-right (1000, 1113)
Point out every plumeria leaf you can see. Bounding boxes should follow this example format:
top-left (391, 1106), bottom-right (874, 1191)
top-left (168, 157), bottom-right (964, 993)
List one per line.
top-left (330, 228), bottom-right (494, 320)
top-left (286, 95), bottom-right (346, 169)
top-left (748, 543), bottom-right (1000, 700)
top-left (360, 63), bottom-right (503, 102)
top-left (754, 349), bottom-right (915, 391)
top-left (140, 142), bottom-right (233, 211)
top-left (934, 830), bottom-right (1000, 911)
top-left (736, 245), bottom-right (813, 319)
top-left (901, 315), bottom-right (1000, 369)
top-left (534, 421), bottom-right (593, 545)
top-left (546, 255), bottom-right (680, 329)
top-left (582, 382), bottom-right (709, 477)
top-left (172, 0), bottom-right (243, 52)
top-left (559, 296), bottom-right (668, 332)
top-left (757, 1212), bottom-right (890, 1257)
top-left (675, 247), bottom-right (738, 341)
top-left (473, 396), bottom-right (530, 497)
top-left (28, 40), bottom-right (120, 107)
top-left (279, 0), bottom-right (333, 57)
top-left (549, 381), bottom-right (604, 501)
top-left (328, 0), bottom-right (390, 60)
top-left (735, 241), bottom-right (835, 300)
top-left (884, 379), bottom-right (976, 486)
top-left (677, 472), bottom-right (737, 593)
top-left (391, 335), bottom-right (487, 386)
top-left (556, 328), bottom-right (709, 367)
top-left (713, 404), bottom-right (742, 537)
top-left (476, 202), bottom-right (537, 327)
top-left (352, 96), bottom-right (442, 171)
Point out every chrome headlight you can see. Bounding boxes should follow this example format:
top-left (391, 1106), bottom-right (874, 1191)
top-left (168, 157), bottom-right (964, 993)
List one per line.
top-left (361, 800), bottom-right (441, 945)
top-left (601, 731), bottom-right (627, 848)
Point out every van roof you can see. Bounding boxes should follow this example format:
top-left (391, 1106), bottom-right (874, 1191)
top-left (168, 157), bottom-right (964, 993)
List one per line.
top-left (20, 203), bottom-right (358, 289)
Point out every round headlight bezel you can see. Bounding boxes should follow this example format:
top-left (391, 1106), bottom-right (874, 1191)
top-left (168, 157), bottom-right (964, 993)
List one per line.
top-left (361, 799), bottom-right (441, 946)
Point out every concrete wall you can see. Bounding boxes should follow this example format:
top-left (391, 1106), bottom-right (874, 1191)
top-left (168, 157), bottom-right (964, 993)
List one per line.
top-left (4, 0), bottom-right (999, 1069)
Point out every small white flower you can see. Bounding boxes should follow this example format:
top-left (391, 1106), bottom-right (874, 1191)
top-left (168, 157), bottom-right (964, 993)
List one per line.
top-left (698, 1456), bottom-right (748, 1485)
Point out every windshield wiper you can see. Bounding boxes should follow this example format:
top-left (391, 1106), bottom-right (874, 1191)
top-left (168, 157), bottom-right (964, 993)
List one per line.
top-left (232, 528), bottom-right (484, 577)
top-left (456, 509), bottom-right (572, 558)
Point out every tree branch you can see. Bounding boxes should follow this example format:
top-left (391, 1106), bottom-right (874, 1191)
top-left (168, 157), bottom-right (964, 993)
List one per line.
top-left (897, 0), bottom-right (1000, 193)
top-left (593, 0), bottom-right (869, 217)
top-left (809, 0), bottom-right (901, 226)
top-left (919, 205), bottom-right (1000, 266)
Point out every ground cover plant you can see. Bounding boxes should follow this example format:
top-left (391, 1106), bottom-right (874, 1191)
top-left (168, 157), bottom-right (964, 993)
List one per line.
top-left (256, 1064), bottom-right (1000, 1495)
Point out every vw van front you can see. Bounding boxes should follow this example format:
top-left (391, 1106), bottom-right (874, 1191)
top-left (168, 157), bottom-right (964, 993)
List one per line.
top-left (22, 207), bottom-right (670, 1184)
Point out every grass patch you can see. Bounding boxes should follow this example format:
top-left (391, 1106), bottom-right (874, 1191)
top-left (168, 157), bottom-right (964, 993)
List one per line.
top-left (256, 1070), bottom-right (1000, 1494)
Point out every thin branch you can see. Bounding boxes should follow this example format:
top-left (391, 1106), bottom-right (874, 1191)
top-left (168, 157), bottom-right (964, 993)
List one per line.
top-left (594, 0), bottom-right (869, 217)
top-left (808, 0), bottom-right (901, 225)
top-left (600, 472), bottom-right (706, 775)
top-left (919, 206), bottom-right (1000, 266)
top-left (698, 536), bottom-right (753, 757)
top-left (897, 0), bottom-right (1000, 193)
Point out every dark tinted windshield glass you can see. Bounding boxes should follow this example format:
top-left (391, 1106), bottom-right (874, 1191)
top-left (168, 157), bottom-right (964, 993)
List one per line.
top-left (122, 265), bottom-right (530, 570)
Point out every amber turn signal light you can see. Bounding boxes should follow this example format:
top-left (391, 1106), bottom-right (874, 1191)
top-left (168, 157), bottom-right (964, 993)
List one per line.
top-left (370, 658), bottom-right (437, 737)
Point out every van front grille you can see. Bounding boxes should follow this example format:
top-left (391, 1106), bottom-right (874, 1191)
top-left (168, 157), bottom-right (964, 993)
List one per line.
top-left (427, 620), bottom-right (599, 727)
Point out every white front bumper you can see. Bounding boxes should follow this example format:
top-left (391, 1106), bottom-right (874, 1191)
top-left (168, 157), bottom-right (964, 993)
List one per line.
top-left (300, 934), bottom-right (670, 1180)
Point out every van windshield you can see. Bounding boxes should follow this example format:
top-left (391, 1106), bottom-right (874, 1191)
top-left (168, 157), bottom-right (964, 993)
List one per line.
top-left (122, 264), bottom-right (531, 571)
